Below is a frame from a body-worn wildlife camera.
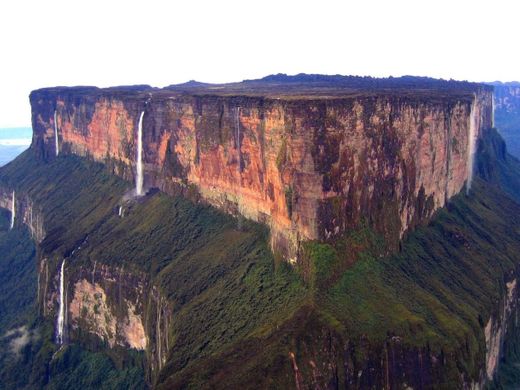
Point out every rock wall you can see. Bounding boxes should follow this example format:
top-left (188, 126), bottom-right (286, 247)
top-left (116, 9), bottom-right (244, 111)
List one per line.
top-left (491, 83), bottom-right (520, 159)
top-left (494, 84), bottom-right (520, 117)
top-left (0, 184), bottom-right (169, 380)
top-left (484, 277), bottom-right (519, 381)
top-left (0, 187), bottom-right (45, 242)
top-left (67, 263), bottom-right (148, 350)
top-left (39, 254), bottom-right (171, 382)
top-left (146, 286), bottom-right (173, 378)
top-left (283, 275), bottom-right (520, 389)
top-left (30, 86), bottom-right (493, 259)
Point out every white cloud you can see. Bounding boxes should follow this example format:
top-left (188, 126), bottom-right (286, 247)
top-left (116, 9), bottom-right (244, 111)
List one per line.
top-left (0, 139), bottom-right (32, 146)
top-left (3, 326), bottom-right (38, 357)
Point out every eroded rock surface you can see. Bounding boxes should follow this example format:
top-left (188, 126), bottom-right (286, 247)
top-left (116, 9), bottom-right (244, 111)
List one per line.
top-left (30, 79), bottom-right (493, 259)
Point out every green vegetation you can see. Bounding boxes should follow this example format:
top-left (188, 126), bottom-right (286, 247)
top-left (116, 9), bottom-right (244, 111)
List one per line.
top-left (159, 176), bottom-right (520, 388)
top-left (276, 138), bottom-right (287, 170)
top-left (0, 208), bottom-right (36, 332)
top-left (0, 149), bottom-right (308, 389)
top-left (284, 186), bottom-right (293, 217)
top-left (3, 124), bottom-right (520, 388)
top-left (0, 192), bottom-right (147, 389)
top-left (157, 130), bottom-right (520, 388)
top-left (0, 153), bottom-right (146, 389)
top-left (46, 346), bottom-right (145, 390)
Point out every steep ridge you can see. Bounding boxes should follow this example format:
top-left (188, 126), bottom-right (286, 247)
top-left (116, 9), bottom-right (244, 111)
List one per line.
top-left (488, 82), bottom-right (520, 159)
top-left (0, 150), bottom-right (305, 387)
top-left (29, 76), bottom-right (493, 260)
top-left (2, 127), bottom-right (520, 388)
top-left (158, 181), bottom-right (520, 388)
top-left (3, 77), bottom-right (520, 388)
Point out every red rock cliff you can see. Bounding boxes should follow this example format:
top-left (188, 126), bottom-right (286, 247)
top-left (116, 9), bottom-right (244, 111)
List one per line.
top-left (29, 77), bottom-right (493, 260)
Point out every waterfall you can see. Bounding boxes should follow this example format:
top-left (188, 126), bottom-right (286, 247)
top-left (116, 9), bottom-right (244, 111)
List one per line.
top-left (92, 261), bottom-right (97, 285)
top-left (235, 107), bottom-right (244, 230)
top-left (118, 206), bottom-right (123, 217)
top-left (236, 107), bottom-right (241, 152)
top-left (466, 97), bottom-right (478, 194)
top-left (136, 111), bottom-right (145, 196)
top-left (10, 191), bottom-right (15, 230)
top-left (56, 259), bottom-right (66, 344)
top-left (54, 110), bottom-right (59, 156)
top-left (492, 94), bottom-right (495, 128)
top-left (236, 106), bottom-right (241, 174)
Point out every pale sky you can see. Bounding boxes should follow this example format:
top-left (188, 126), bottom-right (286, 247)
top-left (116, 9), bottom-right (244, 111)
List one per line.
top-left (0, 0), bottom-right (519, 127)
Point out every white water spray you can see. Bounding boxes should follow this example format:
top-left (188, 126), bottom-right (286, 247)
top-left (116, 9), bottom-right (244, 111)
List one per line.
top-left (56, 260), bottom-right (66, 344)
top-left (10, 191), bottom-right (15, 230)
top-left (491, 94), bottom-right (495, 128)
top-left (236, 107), bottom-right (241, 172)
top-left (136, 111), bottom-right (145, 196)
top-left (54, 110), bottom-right (59, 156)
top-left (236, 107), bottom-right (240, 149)
top-left (466, 97), bottom-right (478, 194)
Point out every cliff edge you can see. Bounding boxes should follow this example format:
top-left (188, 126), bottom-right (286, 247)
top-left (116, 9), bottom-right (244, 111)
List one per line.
top-left (29, 75), bottom-right (493, 260)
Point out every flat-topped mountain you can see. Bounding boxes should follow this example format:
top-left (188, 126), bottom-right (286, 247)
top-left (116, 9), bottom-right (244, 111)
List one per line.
top-left (6, 75), bottom-right (520, 389)
top-left (33, 74), bottom-right (492, 100)
top-left (30, 75), bottom-right (493, 261)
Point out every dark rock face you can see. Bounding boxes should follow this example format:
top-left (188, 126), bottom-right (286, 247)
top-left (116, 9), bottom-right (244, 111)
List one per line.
top-left (3, 105), bottom-right (520, 388)
top-left (29, 78), bottom-right (493, 260)
top-left (0, 187), bottom-right (44, 242)
top-left (489, 83), bottom-right (520, 158)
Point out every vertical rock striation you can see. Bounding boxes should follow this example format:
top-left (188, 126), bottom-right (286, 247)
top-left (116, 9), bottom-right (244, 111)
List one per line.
top-left (30, 80), bottom-right (493, 259)
top-left (490, 82), bottom-right (520, 159)
top-left (0, 187), bottom-right (45, 241)
top-left (31, 86), bottom-right (493, 260)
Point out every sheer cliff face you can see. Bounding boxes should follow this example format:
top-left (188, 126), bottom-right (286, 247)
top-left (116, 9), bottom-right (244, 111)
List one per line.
top-left (492, 84), bottom-right (520, 159)
top-left (0, 187), bottom-right (45, 242)
top-left (494, 85), bottom-right (520, 114)
top-left (35, 256), bottom-right (170, 379)
top-left (30, 88), bottom-right (493, 259)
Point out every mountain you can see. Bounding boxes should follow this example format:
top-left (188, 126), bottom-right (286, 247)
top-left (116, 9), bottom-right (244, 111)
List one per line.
top-left (1, 75), bottom-right (520, 388)
top-left (29, 76), bottom-right (493, 260)
top-left (486, 82), bottom-right (520, 159)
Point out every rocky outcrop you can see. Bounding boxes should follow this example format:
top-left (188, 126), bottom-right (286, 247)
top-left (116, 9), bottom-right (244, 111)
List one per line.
top-left (0, 187), bottom-right (45, 242)
top-left (493, 83), bottom-right (520, 117)
top-left (67, 264), bottom-right (148, 350)
top-left (490, 83), bottom-right (520, 159)
top-left (0, 180), bottom-right (171, 381)
top-left (37, 254), bottom-right (173, 381)
top-left (484, 277), bottom-right (519, 381)
top-left (29, 79), bottom-right (493, 260)
top-left (276, 275), bottom-right (520, 390)
top-left (146, 286), bottom-right (173, 378)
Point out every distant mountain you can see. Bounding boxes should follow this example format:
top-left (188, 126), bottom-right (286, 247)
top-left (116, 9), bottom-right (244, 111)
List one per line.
top-left (488, 82), bottom-right (520, 159)
top-left (488, 81), bottom-right (520, 87)
top-left (3, 77), bottom-right (520, 388)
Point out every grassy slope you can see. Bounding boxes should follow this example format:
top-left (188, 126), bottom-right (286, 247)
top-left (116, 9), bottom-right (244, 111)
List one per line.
top-left (2, 126), bottom-right (520, 388)
top-left (0, 208), bottom-right (36, 332)
top-left (0, 150), bottom-right (307, 389)
top-left (0, 154), bottom-right (149, 389)
top-left (495, 111), bottom-right (520, 160)
top-left (0, 191), bottom-right (138, 390)
top-left (157, 130), bottom-right (520, 389)
top-left (0, 208), bottom-right (38, 389)
top-left (159, 177), bottom-right (520, 389)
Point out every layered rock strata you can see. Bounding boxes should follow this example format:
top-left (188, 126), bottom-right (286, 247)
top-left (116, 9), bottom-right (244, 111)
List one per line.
top-left (0, 187), bottom-right (45, 242)
top-left (29, 81), bottom-right (493, 259)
